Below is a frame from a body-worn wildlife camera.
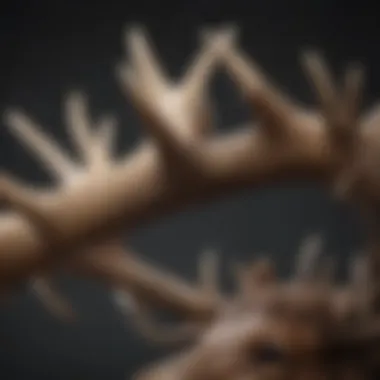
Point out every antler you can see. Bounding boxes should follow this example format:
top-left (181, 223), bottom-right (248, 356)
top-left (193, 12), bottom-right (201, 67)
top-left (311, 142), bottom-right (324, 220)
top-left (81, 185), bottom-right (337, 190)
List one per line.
top-left (233, 256), bottom-right (276, 301)
top-left (0, 28), bottom-right (234, 286)
top-left (1, 26), bottom-right (380, 324)
top-left (33, 243), bottom-right (222, 340)
top-left (112, 248), bottom-right (220, 345)
top-left (1, 89), bottom-right (225, 320)
top-left (301, 52), bottom-right (365, 200)
top-left (30, 275), bottom-right (76, 321)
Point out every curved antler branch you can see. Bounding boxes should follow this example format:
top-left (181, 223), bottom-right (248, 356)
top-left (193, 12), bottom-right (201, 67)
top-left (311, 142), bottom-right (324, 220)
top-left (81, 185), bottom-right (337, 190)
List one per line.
top-left (233, 256), bottom-right (276, 300)
top-left (301, 51), bottom-right (366, 201)
top-left (1, 27), bottom-right (380, 323)
top-left (2, 90), bottom-right (223, 320)
top-left (117, 27), bottom-right (234, 175)
top-left (112, 289), bottom-right (205, 345)
top-left (295, 234), bottom-right (323, 281)
top-left (110, 248), bottom-right (220, 346)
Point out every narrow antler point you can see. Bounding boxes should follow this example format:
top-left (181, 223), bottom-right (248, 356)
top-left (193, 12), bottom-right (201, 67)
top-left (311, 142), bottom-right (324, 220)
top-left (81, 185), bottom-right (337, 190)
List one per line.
top-left (345, 61), bottom-right (366, 84)
top-left (300, 49), bottom-right (322, 67)
top-left (218, 23), bottom-right (239, 41)
top-left (126, 24), bottom-right (149, 48)
top-left (66, 90), bottom-right (87, 105)
top-left (199, 24), bottom-right (238, 50)
top-left (3, 109), bottom-right (19, 125)
top-left (2, 109), bottom-right (31, 132)
top-left (305, 232), bottom-right (324, 248)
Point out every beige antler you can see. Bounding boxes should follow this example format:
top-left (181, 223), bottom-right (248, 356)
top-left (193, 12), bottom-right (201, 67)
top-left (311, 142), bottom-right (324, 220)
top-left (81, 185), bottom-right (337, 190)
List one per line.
top-left (295, 234), bottom-right (323, 281)
top-left (30, 276), bottom-right (76, 321)
top-left (8, 92), bottom-right (118, 319)
top-left (1, 90), bottom-right (223, 320)
top-left (3, 26), bottom-right (380, 380)
top-left (301, 52), bottom-right (365, 199)
top-left (1, 26), bottom-right (380, 325)
top-left (111, 248), bottom-right (220, 345)
top-left (295, 234), bottom-right (336, 286)
top-left (112, 289), bottom-right (205, 345)
top-left (117, 26), bottom-right (234, 174)
top-left (197, 248), bottom-right (220, 296)
top-left (233, 256), bottom-right (276, 300)
top-left (349, 253), bottom-right (371, 315)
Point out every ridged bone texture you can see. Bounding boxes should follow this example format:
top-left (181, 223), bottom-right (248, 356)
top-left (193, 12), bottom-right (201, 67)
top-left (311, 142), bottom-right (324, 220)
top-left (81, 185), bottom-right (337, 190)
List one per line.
top-left (2, 25), bottom-right (380, 380)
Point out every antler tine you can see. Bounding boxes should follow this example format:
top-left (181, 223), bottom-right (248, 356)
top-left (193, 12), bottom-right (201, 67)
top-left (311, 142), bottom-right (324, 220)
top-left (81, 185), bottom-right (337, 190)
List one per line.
top-left (179, 27), bottom-right (237, 137)
top-left (249, 257), bottom-right (276, 286)
top-left (301, 52), bottom-right (340, 123)
top-left (113, 247), bottom-right (221, 345)
top-left (295, 234), bottom-right (323, 281)
top-left (343, 63), bottom-right (365, 123)
top-left (96, 244), bottom-right (218, 344)
top-left (94, 115), bottom-right (117, 162)
top-left (302, 52), bottom-right (365, 135)
top-left (0, 175), bottom-right (69, 315)
top-left (3, 91), bottom-right (120, 319)
top-left (301, 52), bottom-right (366, 199)
top-left (1, 79), bottom-right (225, 322)
top-left (118, 27), bottom-right (234, 170)
top-left (349, 252), bottom-right (372, 317)
top-left (219, 31), bottom-right (301, 139)
top-left (233, 257), bottom-right (276, 299)
top-left (113, 289), bottom-right (204, 346)
top-left (4, 111), bottom-right (76, 181)
top-left (31, 276), bottom-right (76, 321)
top-left (65, 92), bottom-right (118, 172)
top-left (0, 173), bottom-right (68, 319)
top-left (0, 178), bottom-right (73, 321)
top-left (126, 26), bottom-right (168, 95)
top-left (68, 242), bottom-right (222, 320)
top-left (197, 248), bottom-right (220, 296)
top-left (335, 248), bottom-right (380, 350)
top-left (5, 92), bottom-right (118, 186)
top-left (65, 92), bottom-right (94, 163)
top-left (3, 26), bottom-right (380, 331)
top-left (350, 253), bottom-right (368, 291)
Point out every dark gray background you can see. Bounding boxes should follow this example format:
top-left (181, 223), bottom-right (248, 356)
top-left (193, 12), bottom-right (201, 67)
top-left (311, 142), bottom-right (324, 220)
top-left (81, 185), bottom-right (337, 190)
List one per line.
top-left (0, 0), bottom-right (378, 379)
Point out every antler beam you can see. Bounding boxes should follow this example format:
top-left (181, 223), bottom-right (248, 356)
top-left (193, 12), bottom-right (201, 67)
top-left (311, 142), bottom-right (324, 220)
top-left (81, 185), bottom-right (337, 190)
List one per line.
top-left (0, 27), bottom-right (379, 305)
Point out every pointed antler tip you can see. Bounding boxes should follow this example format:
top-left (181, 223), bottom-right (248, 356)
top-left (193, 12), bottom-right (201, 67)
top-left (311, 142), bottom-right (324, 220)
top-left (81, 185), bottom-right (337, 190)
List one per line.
top-left (306, 232), bottom-right (323, 242)
top-left (3, 108), bottom-right (26, 127)
top-left (64, 93), bottom-right (88, 122)
top-left (115, 63), bottom-right (126, 80)
top-left (348, 60), bottom-right (366, 71)
top-left (199, 24), bottom-right (238, 49)
top-left (3, 109), bottom-right (16, 123)
top-left (219, 23), bottom-right (239, 39)
top-left (346, 61), bottom-right (366, 82)
top-left (298, 233), bottom-right (324, 263)
top-left (125, 24), bottom-right (148, 45)
top-left (116, 63), bottom-right (138, 93)
top-left (300, 49), bottom-right (326, 69)
top-left (112, 289), bottom-right (137, 315)
top-left (66, 90), bottom-right (86, 103)
top-left (201, 247), bottom-right (219, 259)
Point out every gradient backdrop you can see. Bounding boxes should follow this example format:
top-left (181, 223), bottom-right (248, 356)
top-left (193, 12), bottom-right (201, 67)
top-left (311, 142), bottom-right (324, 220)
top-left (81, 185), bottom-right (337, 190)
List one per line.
top-left (0, 0), bottom-right (379, 379)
